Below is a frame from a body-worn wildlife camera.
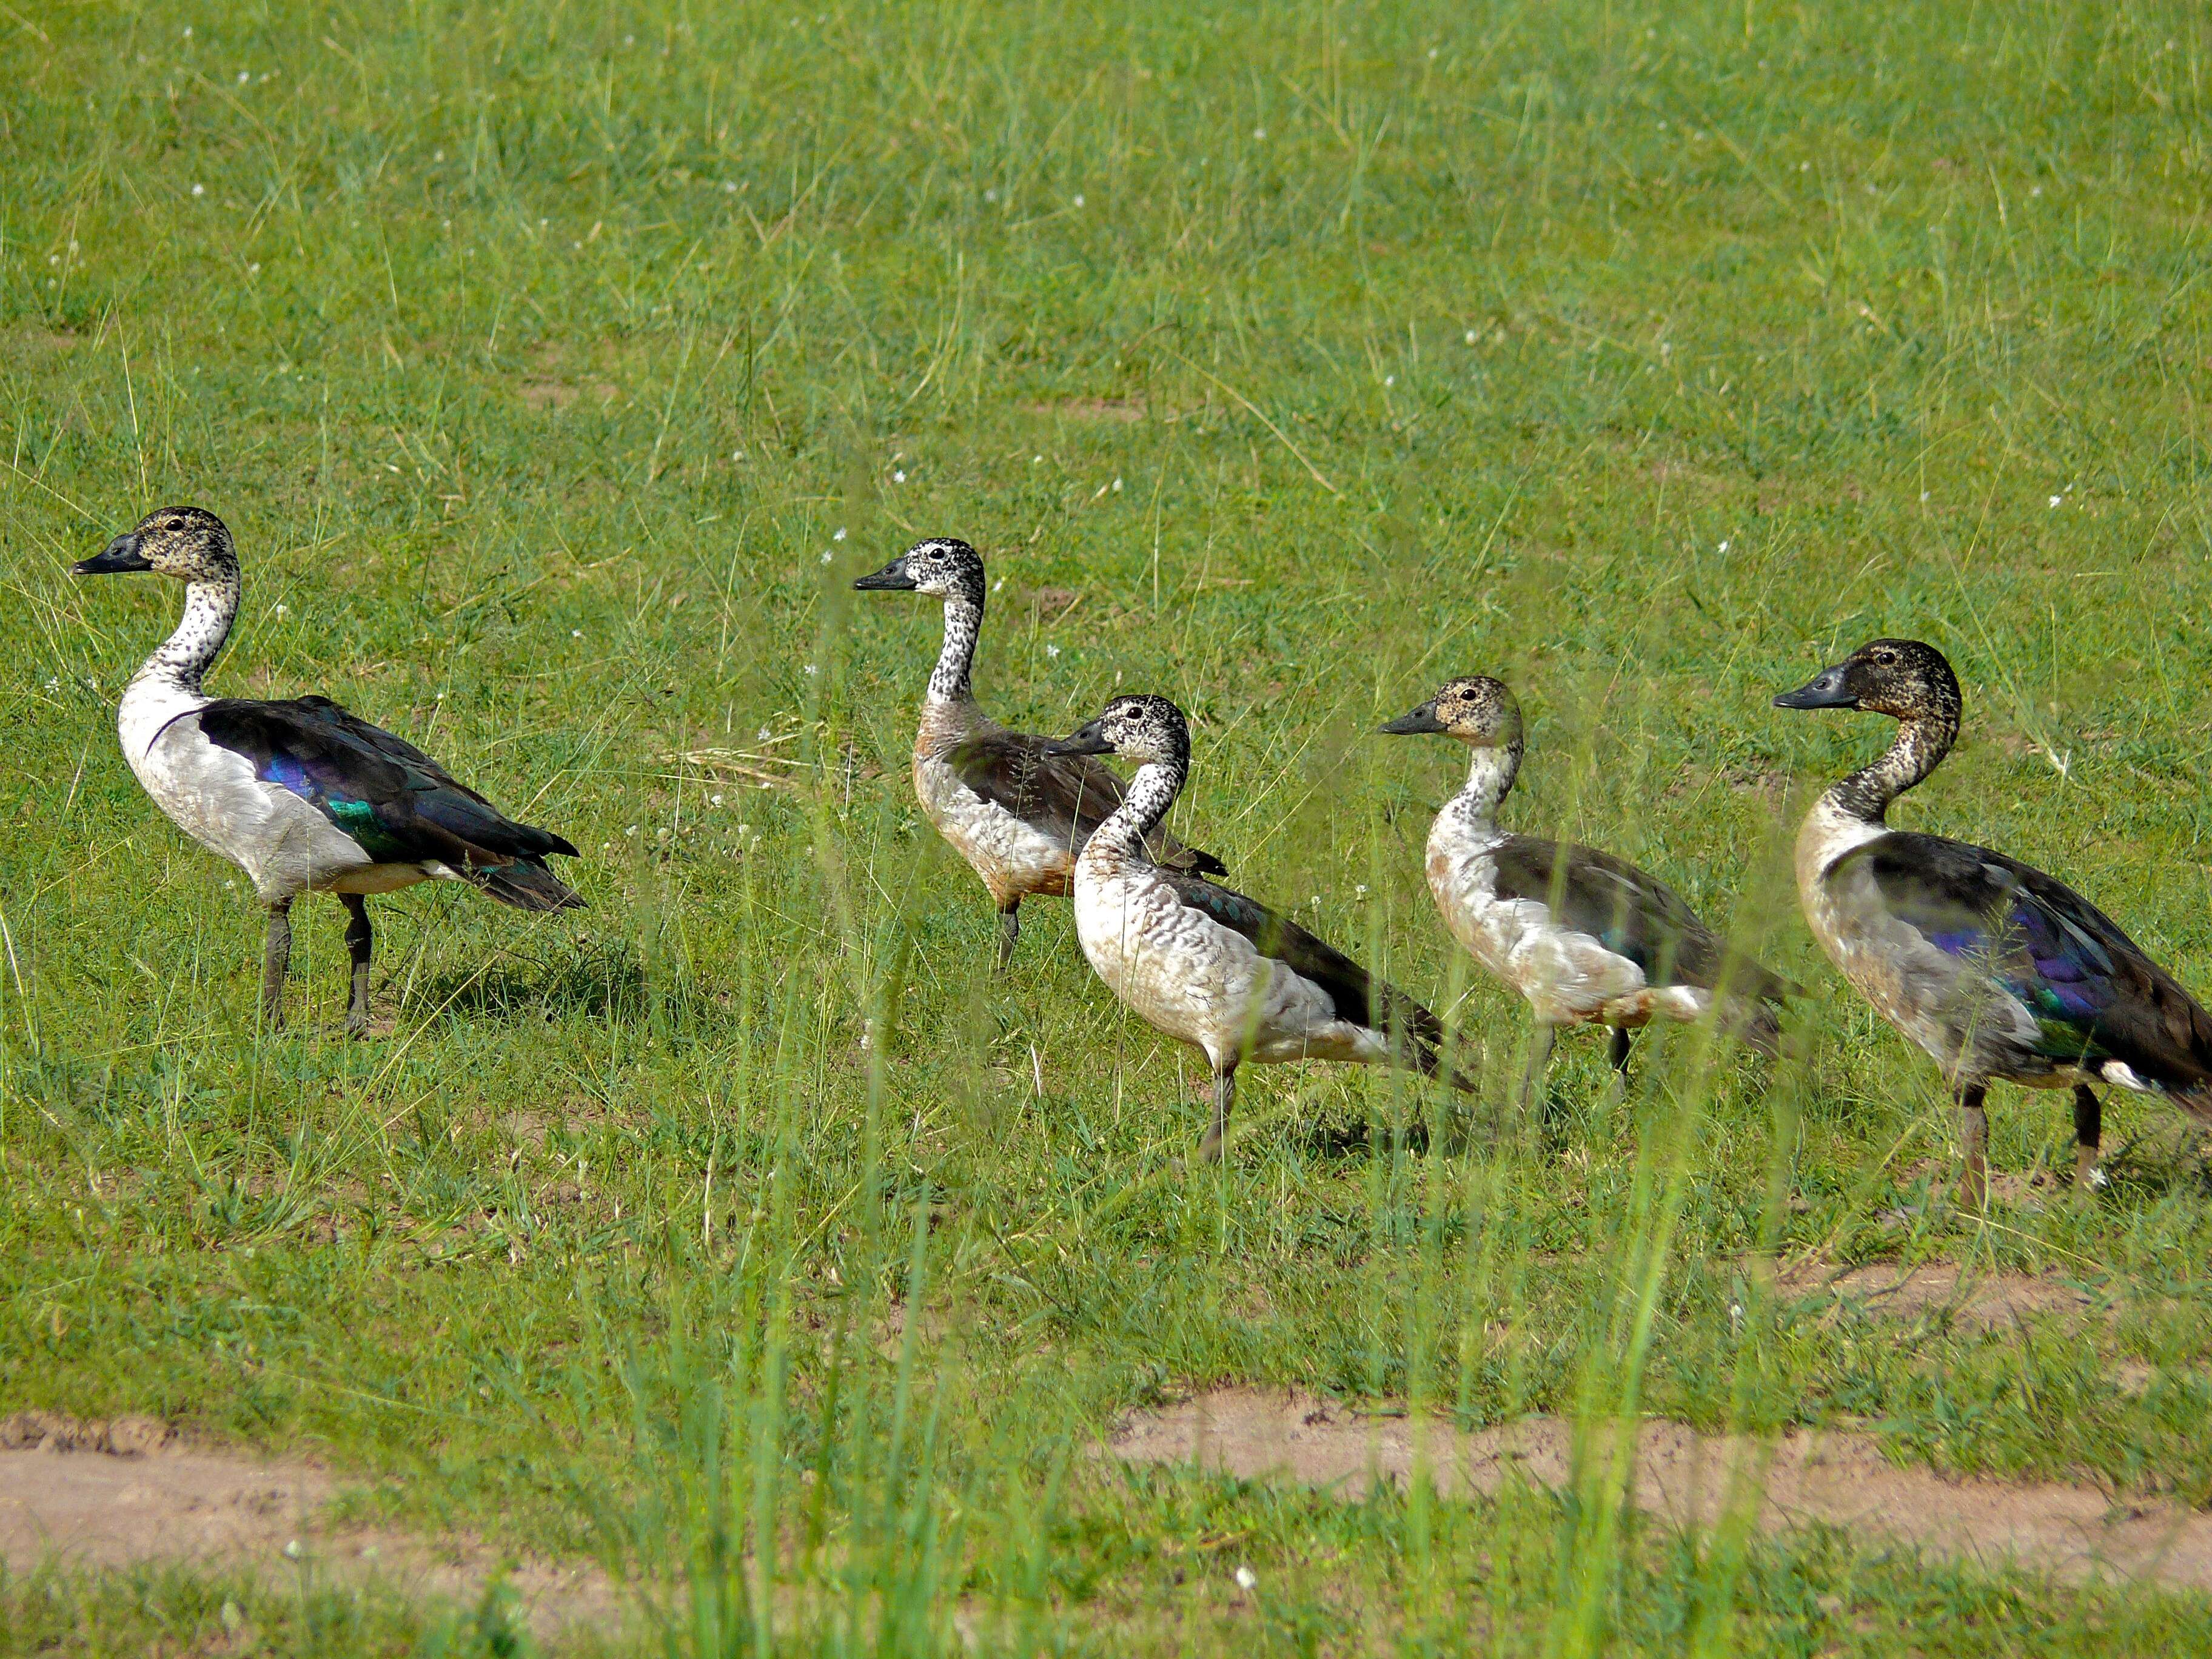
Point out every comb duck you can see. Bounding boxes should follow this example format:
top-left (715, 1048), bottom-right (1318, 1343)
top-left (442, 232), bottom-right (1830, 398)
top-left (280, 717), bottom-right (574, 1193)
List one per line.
top-left (1045, 694), bottom-right (1470, 1160)
top-left (854, 538), bottom-right (1224, 967)
top-left (73, 506), bottom-right (582, 1034)
top-left (1381, 676), bottom-right (1785, 1112)
top-left (1775, 638), bottom-right (2212, 1203)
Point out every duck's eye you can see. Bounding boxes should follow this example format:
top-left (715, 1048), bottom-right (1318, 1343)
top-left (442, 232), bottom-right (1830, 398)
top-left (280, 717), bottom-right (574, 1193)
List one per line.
top-left (1871, 649), bottom-right (1896, 666)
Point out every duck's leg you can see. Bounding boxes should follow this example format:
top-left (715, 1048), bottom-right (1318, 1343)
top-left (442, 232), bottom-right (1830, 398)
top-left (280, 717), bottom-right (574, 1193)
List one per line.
top-left (260, 899), bottom-right (294, 1029)
top-left (2072, 1083), bottom-right (2103, 1191)
top-left (1955, 1083), bottom-right (1989, 1210)
top-left (1197, 1063), bottom-right (1238, 1162)
top-left (340, 894), bottom-right (374, 1038)
top-left (1518, 1023), bottom-right (1557, 1128)
top-left (994, 897), bottom-right (1021, 972)
top-left (1608, 1026), bottom-right (1634, 1079)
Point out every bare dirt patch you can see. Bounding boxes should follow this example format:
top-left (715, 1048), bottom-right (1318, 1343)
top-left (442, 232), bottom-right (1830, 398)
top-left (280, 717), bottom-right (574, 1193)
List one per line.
top-left (1021, 397), bottom-right (1146, 422)
top-left (518, 378), bottom-right (620, 412)
top-left (1110, 1389), bottom-right (2212, 1594)
top-left (0, 1412), bottom-right (621, 1639)
top-left (1777, 1260), bottom-right (2098, 1329)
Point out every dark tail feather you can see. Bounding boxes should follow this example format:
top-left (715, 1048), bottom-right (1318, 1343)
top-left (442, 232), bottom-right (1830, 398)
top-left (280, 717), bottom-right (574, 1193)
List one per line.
top-left (1721, 995), bottom-right (1782, 1058)
top-left (469, 860), bottom-right (585, 913)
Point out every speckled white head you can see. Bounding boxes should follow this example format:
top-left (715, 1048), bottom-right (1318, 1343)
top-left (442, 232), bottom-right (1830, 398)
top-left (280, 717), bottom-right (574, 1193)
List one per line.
top-left (1381, 675), bottom-right (1524, 749)
top-left (852, 537), bottom-right (987, 608)
top-left (1047, 694), bottom-right (1190, 769)
top-left (74, 505), bottom-right (238, 586)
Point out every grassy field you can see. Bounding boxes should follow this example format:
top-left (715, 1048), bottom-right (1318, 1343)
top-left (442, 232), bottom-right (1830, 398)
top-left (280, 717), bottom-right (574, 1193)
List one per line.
top-left (8, 0), bottom-right (2212, 1651)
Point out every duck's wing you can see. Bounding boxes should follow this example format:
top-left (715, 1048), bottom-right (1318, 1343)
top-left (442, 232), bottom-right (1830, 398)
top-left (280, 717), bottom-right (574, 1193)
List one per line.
top-left (1492, 837), bottom-right (1785, 1000)
top-left (1843, 832), bottom-right (2212, 1090)
top-left (945, 731), bottom-right (1226, 876)
top-left (1153, 870), bottom-right (1444, 1051)
top-left (196, 697), bottom-right (581, 903)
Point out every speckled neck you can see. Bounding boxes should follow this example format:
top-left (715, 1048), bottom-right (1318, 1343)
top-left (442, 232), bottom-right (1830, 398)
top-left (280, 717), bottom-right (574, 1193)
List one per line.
top-left (1443, 739), bottom-right (1522, 832)
top-left (927, 589), bottom-right (980, 703)
top-left (138, 572), bottom-right (240, 694)
top-left (1093, 756), bottom-right (1185, 859)
top-left (1826, 713), bottom-right (1954, 824)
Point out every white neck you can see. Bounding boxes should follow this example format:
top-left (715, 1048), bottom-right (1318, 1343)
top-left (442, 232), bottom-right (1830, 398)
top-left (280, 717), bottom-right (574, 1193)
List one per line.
top-left (927, 591), bottom-right (980, 703)
top-left (1092, 757), bottom-right (1185, 859)
top-left (1441, 741), bottom-right (1521, 833)
top-left (136, 574), bottom-right (240, 695)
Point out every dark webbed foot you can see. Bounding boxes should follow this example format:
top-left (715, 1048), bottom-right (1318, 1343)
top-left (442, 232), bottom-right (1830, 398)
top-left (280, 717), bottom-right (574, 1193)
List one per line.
top-left (994, 899), bottom-right (1021, 973)
top-left (260, 899), bottom-right (294, 1030)
top-left (341, 893), bottom-right (374, 1038)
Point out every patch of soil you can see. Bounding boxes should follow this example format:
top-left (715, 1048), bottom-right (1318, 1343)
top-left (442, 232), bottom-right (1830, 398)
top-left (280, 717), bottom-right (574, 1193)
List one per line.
top-left (1021, 397), bottom-right (1145, 422)
top-left (517, 379), bottom-right (619, 411)
top-left (0, 1412), bottom-right (621, 1638)
top-left (1778, 1261), bottom-right (2097, 1329)
top-left (1109, 1389), bottom-right (2212, 1593)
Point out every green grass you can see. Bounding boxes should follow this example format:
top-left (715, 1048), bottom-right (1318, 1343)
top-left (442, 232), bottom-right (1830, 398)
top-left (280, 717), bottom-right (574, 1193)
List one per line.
top-left (8, 0), bottom-right (2212, 1651)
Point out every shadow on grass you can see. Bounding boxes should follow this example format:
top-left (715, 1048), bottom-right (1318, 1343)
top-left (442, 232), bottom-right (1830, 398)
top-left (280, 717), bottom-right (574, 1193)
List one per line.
top-left (404, 940), bottom-right (648, 1026)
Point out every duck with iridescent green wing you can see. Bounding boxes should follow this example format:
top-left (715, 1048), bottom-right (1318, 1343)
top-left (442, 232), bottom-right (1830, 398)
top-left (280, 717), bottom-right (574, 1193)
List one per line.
top-left (1774, 638), bottom-right (2212, 1204)
top-left (73, 507), bottom-right (583, 1035)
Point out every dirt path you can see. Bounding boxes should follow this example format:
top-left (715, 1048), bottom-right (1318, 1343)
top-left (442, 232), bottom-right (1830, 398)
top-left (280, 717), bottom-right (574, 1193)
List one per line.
top-left (0, 1413), bottom-right (622, 1640)
top-left (1109, 1389), bottom-right (2212, 1595)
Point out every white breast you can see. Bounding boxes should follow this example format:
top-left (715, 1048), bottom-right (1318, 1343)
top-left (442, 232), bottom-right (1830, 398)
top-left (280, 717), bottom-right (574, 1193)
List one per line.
top-left (914, 748), bottom-right (1074, 903)
top-left (1424, 811), bottom-right (1664, 1026)
top-left (119, 677), bottom-right (375, 903)
top-left (1794, 797), bottom-right (2042, 1074)
top-left (1071, 848), bottom-right (1386, 1070)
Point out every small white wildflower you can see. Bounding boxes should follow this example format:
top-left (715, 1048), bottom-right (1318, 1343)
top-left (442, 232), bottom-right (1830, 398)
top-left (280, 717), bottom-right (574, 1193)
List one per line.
top-left (1355, 884), bottom-right (1369, 897)
top-left (723, 181), bottom-right (737, 194)
top-left (433, 149), bottom-right (444, 161)
top-left (833, 527), bottom-right (846, 541)
top-left (47, 254), bottom-right (58, 266)
top-left (731, 450), bottom-right (744, 461)
top-left (624, 33), bottom-right (635, 44)
top-left (1252, 127), bottom-right (1266, 140)
top-left (625, 825), bottom-right (638, 836)
top-left (1427, 47), bottom-right (1438, 59)
top-left (1920, 491), bottom-right (1931, 503)
top-left (237, 70), bottom-right (250, 84)
top-left (272, 603), bottom-right (289, 618)
top-left (1729, 1301), bottom-right (1744, 1333)
top-left (572, 241), bottom-right (582, 251)
top-left (2048, 495), bottom-right (2062, 509)
top-left (1717, 540), bottom-right (1729, 554)
top-left (992, 578), bottom-right (1005, 591)
top-left (1045, 643), bottom-right (1061, 658)
top-left (984, 187), bottom-right (998, 203)
top-left (1235, 1566), bottom-right (1257, 1590)
top-left (1465, 329), bottom-right (1477, 344)
top-left (892, 469), bottom-right (907, 483)
top-left (247, 262), bottom-right (261, 275)
top-left (434, 691), bottom-right (444, 700)
top-left (655, 826), bottom-right (670, 841)
top-left (710, 793), bottom-right (724, 806)
top-left (183, 25), bottom-right (192, 36)
top-left (1031, 454), bottom-right (1043, 463)
top-left (571, 629), bottom-right (582, 638)
top-left (803, 662), bottom-right (818, 676)
top-left (191, 183), bottom-right (205, 197)
top-left (283, 1540), bottom-right (301, 1560)
top-left (820, 550), bottom-right (833, 564)
top-left (757, 726), bottom-right (771, 740)
top-left (1073, 193), bottom-right (1085, 207)
top-left (224, 879), bottom-right (238, 890)
top-left (1111, 476), bottom-right (1123, 491)
top-left (2029, 185), bottom-right (2042, 198)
